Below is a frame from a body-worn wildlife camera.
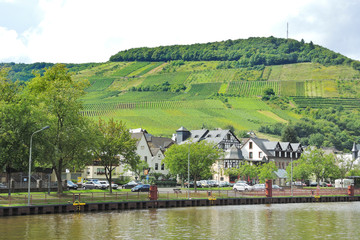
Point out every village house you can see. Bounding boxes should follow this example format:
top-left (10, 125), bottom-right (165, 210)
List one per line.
top-left (83, 128), bottom-right (174, 181)
top-left (174, 126), bottom-right (304, 186)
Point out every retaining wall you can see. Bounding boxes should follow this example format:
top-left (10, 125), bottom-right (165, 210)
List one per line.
top-left (1, 196), bottom-right (359, 217)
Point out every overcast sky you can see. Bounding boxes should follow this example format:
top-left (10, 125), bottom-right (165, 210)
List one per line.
top-left (1, 0), bottom-right (359, 63)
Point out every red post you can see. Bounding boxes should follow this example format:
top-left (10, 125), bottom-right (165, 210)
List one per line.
top-left (265, 179), bottom-right (272, 197)
top-left (348, 185), bottom-right (354, 196)
top-left (149, 185), bottom-right (158, 200)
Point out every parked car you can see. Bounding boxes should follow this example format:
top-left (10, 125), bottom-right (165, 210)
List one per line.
top-left (99, 180), bottom-right (119, 189)
top-left (83, 180), bottom-right (106, 190)
top-left (122, 181), bottom-right (142, 189)
top-left (219, 181), bottom-right (230, 187)
top-left (233, 183), bottom-right (253, 191)
top-left (272, 185), bottom-right (283, 190)
top-left (0, 183), bottom-right (7, 189)
top-left (208, 180), bottom-right (218, 187)
top-left (67, 180), bottom-right (78, 190)
top-left (199, 180), bottom-right (209, 188)
top-left (131, 184), bottom-right (150, 192)
top-left (236, 180), bottom-right (247, 184)
top-left (253, 184), bottom-right (265, 191)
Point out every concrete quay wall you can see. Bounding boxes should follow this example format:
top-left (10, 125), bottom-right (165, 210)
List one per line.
top-left (1, 196), bottom-right (359, 217)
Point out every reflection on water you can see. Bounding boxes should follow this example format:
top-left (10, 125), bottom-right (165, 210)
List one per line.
top-left (0, 202), bottom-right (359, 239)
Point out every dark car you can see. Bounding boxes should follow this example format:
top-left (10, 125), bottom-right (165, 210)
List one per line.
top-left (122, 181), bottom-right (142, 189)
top-left (67, 180), bottom-right (78, 190)
top-left (131, 184), bottom-right (150, 192)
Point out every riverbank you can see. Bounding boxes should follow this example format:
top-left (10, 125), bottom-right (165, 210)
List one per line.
top-left (1, 195), bottom-right (359, 217)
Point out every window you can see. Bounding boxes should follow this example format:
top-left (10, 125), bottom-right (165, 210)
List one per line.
top-left (249, 142), bottom-right (253, 149)
top-left (96, 168), bottom-right (105, 175)
top-left (259, 152), bottom-right (262, 158)
top-left (225, 162), bottom-right (228, 168)
top-left (155, 163), bottom-right (158, 170)
top-left (144, 156), bottom-right (147, 162)
top-left (161, 164), bottom-right (164, 170)
top-left (249, 152), bottom-right (253, 159)
top-left (227, 134), bottom-right (231, 140)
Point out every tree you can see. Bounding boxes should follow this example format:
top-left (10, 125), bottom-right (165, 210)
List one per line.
top-left (286, 159), bottom-right (311, 183)
top-left (26, 64), bottom-right (94, 194)
top-left (262, 88), bottom-right (275, 101)
top-left (281, 125), bottom-right (298, 143)
top-left (163, 141), bottom-right (222, 191)
top-left (294, 148), bottom-right (338, 186)
top-left (258, 162), bottom-right (278, 183)
top-left (0, 67), bottom-right (36, 195)
top-left (93, 118), bottom-right (139, 193)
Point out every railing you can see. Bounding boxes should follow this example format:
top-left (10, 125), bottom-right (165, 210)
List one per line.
top-left (0, 188), bottom-right (357, 206)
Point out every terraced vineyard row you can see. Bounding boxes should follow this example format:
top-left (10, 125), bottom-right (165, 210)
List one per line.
top-left (111, 62), bottom-right (150, 77)
top-left (292, 97), bottom-right (360, 109)
top-left (82, 99), bottom-right (225, 117)
top-left (227, 81), bottom-right (280, 96)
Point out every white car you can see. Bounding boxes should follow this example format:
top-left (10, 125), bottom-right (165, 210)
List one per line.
top-left (253, 183), bottom-right (265, 190)
top-left (233, 183), bottom-right (253, 191)
top-left (99, 180), bottom-right (119, 189)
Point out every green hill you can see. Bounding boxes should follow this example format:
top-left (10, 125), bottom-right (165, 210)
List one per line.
top-left (2, 37), bottom-right (360, 138)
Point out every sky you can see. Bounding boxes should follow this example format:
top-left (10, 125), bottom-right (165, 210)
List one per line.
top-left (0, 0), bottom-right (360, 64)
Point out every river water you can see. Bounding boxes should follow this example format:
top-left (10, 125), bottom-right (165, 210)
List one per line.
top-left (0, 202), bottom-right (359, 239)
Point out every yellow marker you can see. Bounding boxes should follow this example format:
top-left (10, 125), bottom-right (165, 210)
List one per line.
top-left (73, 200), bottom-right (86, 206)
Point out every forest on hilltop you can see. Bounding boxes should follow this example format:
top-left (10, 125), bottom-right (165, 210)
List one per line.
top-left (110, 37), bottom-right (360, 71)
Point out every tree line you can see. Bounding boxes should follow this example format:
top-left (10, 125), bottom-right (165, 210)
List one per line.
top-left (110, 37), bottom-right (360, 71)
top-left (259, 105), bottom-right (360, 151)
top-left (0, 65), bottom-right (140, 194)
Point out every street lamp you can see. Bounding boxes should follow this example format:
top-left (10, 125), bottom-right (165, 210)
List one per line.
top-left (188, 143), bottom-right (190, 200)
top-left (28, 126), bottom-right (50, 206)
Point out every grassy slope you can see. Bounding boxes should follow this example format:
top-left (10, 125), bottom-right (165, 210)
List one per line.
top-left (75, 61), bottom-right (360, 137)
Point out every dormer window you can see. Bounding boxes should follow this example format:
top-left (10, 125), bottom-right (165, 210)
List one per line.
top-left (194, 135), bottom-right (199, 138)
top-left (216, 134), bottom-right (221, 137)
top-left (207, 134), bottom-right (212, 138)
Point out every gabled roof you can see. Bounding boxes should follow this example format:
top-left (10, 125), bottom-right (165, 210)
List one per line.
top-left (291, 143), bottom-right (303, 153)
top-left (190, 129), bottom-right (208, 142)
top-left (279, 142), bottom-right (292, 151)
top-left (147, 136), bottom-right (175, 149)
top-left (131, 132), bottom-right (144, 147)
top-left (224, 145), bottom-right (244, 160)
top-left (202, 129), bottom-right (231, 145)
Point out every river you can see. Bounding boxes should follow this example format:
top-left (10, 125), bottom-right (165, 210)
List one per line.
top-left (0, 202), bottom-right (359, 239)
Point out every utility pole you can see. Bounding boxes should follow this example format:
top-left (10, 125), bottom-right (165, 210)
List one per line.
top-left (287, 22), bottom-right (289, 39)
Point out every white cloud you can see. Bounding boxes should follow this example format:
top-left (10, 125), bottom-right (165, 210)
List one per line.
top-left (0, 0), bottom-right (359, 63)
top-left (0, 27), bottom-right (28, 62)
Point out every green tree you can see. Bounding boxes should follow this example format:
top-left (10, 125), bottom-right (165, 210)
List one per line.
top-left (281, 125), bottom-right (298, 143)
top-left (163, 141), bottom-right (222, 191)
top-left (286, 159), bottom-right (311, 183)
top-left (258, 162), bottom-right (278, 183)
top-left (94, 118), bottom-right (139, 193)
top-left (295, 148), bottom-right (338, 185)
top-left (0, 67), bottom-right (36, 195)
top-left (26, 64), bottom-right (94, 194)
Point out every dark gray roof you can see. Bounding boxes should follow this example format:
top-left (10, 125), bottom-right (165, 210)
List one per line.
top-left (274, 169), bottom-right (288, 179)
top-left (224, 145), bottom-right (244, 160)
top-left (279, 142), bottom-right (291, 151)
top-left (176, 126), bottom-right (189, 132)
